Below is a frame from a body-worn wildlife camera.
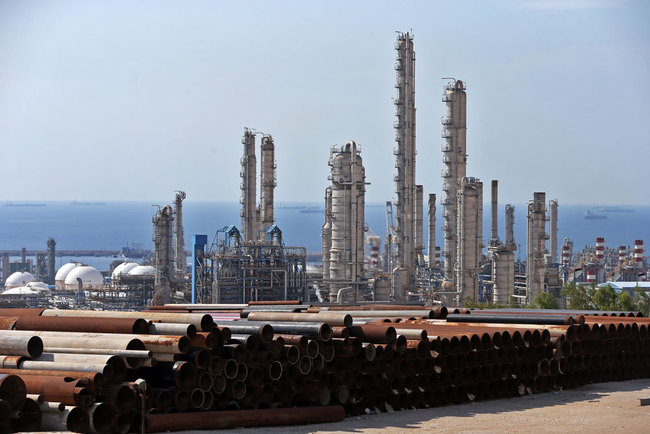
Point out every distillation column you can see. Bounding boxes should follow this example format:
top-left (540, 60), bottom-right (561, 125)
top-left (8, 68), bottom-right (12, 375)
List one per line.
top-left (241, 128), bottom-right (258, 242)
top-left (428, 194), bottom-right (436, 268)
top-left (526, 192), bottom-right (548, 304)
top-left (321, 187), bottom-right (332, 284)
top-left (441, 79), bottom-right (467, 287)
top-left (490, 180), bottom-right (499, 243)
top-left (393, 32), bottom-right (416, 294)
top-left (174, 191), bottom-right (186, 274)
top-left (328, 141), bottom-right (366, 302)
top-left (46, 238), bottom-right (56, 285)
top-left (548, 200), bottom-right (558, 264)
top-left (489, 181), bottom-right (514, 305)
top-left (415, 185), bottom-right (424, 267)
top-left (260, 135), bottom-right (276, 233)
top-left (153, 205), bottom-right (174, 305)
top-left (505, 204), bottom-right (515, 247)
top-left (456, 177), bottom-right (482, 303)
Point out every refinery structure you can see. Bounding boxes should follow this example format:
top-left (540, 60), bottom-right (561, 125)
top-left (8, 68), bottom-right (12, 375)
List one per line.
top-left (0, 32), bottom-right (647, 310)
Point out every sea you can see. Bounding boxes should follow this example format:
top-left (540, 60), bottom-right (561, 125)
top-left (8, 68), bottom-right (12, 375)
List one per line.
top-left (1, 201), bottom-right (649, 271)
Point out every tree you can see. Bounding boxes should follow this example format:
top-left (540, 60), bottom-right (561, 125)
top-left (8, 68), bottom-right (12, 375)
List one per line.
top-left (561, 281), bottom-right (595, 310)
top-left (593, 284), bottom-right (618, 310)
top-left (532, 291), bottom-right (559, 309)
top-left (617, 291), bottom-right (635, 311)
top-left (634, 288), bottom-right (650, 317)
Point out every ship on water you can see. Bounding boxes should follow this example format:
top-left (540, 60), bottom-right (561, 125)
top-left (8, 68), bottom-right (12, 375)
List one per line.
top-left (585, 210), bottom-right (607, 220)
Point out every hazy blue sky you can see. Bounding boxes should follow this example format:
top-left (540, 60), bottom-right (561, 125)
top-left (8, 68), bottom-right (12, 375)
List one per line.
top-left (1, 0), bottom-right (648, 205)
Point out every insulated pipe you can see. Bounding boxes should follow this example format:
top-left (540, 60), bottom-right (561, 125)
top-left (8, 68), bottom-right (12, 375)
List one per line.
top-left (41, 310), bottom-right (214, 332)
top-left (247, 312), bottom-right (352, 327)
top-left (336, 286), bottom-right (354, 304)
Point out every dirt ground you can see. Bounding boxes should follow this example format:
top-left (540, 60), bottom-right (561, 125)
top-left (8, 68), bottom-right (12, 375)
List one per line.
top-left (237, 379), bottom-right (650, 433)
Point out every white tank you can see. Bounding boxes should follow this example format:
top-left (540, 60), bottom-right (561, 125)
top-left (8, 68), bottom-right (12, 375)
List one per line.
top-left (128, 265), bottom-right (156, 276)
top-left (4, 271), bottom-right (36, 289)
top-left (111, 262), bottom-right (139, 280)
top-left (64, 265), bottom-right (104, 290)
top-left (54, 262), bottom-right (81, 290)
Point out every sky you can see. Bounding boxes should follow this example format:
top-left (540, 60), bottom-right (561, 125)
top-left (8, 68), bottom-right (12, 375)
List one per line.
top-left (1, 0), bottom-right (649, 205)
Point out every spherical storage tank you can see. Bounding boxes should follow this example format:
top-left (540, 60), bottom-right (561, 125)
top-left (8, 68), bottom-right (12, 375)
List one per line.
top-left (111, 262), bottom-right (139, 280)
top-left (54, 262), bottom-right (81, 290)
top-left (128, 265), bottom-right (156, 276)
top-left (4, 271), bottom-right (36, 289)
top-left (64, 265), bottom-right (104, 290)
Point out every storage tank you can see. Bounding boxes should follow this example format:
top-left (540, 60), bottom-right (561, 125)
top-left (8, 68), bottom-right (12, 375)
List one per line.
top-left (373, 276), bottom-right (391, 302)
top-left (54, 262), bottom-right (81, 290)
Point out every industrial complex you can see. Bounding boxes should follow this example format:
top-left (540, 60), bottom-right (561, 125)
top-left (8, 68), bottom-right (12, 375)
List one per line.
top-left (0, 31), bottom-right (647, 433)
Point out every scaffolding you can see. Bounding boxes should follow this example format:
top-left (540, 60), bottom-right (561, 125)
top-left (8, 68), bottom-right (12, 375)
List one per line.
top-left (208, 226), bottom-right (307, 303)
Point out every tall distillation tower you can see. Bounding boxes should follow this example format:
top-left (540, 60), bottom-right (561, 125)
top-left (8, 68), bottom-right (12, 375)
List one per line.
top-left (526, 192), bottom-right (548, 303)
top-left (323, 141), bottom-right (366, 303)
top-left (241, 128), bottom-right (258, 242)
top-left (441, 79), bottom-right (467, 288)
top-left (488, 181), bottom-right (515, 305)
top-left (260, 135), bottom-right (277, 231)
top-left (174, 191), bottom-right (186, 275)
top-left (393, 31), bottom-right (417, 298)
top-left (153, 205), bottom-right (174, 305)
top-left (548, 199), bottom-right (558, 264)
top-left (455, 177), bottom-right (482, 303)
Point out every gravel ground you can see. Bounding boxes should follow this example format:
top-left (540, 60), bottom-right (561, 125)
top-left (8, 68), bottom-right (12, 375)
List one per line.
top-left (223, 379), bottom-right (650, 433)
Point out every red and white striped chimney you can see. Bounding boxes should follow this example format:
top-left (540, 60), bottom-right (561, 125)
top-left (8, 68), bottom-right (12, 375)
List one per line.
top-left (618, 246), bottom-right (627, 267)
top-left (595, 237), bottom-right (605, 261)
top-left (586, 269), bottom-right (596, 284)
top-left (634, 239), bottom-right (644, 266)
top-left (561, 244), bottom-right (571, 265)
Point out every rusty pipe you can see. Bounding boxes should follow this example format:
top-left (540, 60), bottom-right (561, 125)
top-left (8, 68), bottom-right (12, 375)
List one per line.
top-left (13, 316), bottom-right (150, 334)
top-left (88, 402), bottom-right (115, 434)
top-left (143, 405), bottom-right (346, 432)
top-left (41, 310), bottom-right (214, 332)
top-left (247, 312), bottom-right (353, 327)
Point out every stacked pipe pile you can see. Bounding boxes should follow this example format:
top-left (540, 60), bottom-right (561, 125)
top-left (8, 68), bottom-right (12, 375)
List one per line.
top-left (0, 304), bottom-right (647, 432)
